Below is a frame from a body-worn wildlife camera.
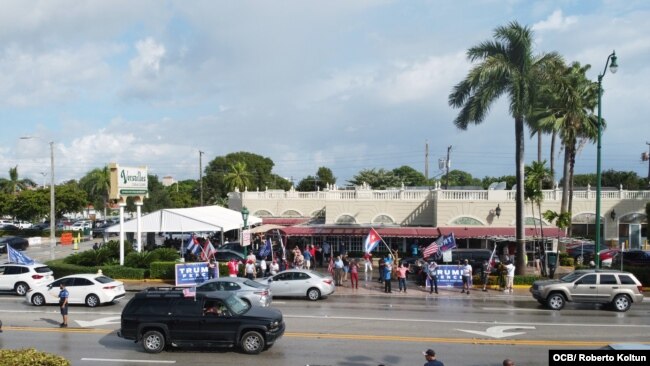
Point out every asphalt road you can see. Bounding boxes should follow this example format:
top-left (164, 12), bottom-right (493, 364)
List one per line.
top-left (1, 288), bottom-right (650, 366)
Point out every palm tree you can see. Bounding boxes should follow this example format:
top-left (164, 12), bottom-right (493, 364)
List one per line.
top-left (449, 21), bottom-right (563, 275)
top-left (0, 166), bottom-right (36, 194)
top-left (223, 162), bottom-right (253, 192)
top-left (525, 161), bottom-right (552, 276)
top-left (543, 210), bottom-right (571, 278)
top-left (536, 62), bottom-right (600, 236)
top-left (86, 166), bottom-right (111, 219)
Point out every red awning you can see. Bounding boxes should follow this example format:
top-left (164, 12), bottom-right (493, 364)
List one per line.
top-left (279, 226), bottom-right (441, 238)
top-left (438, 227), bottom-right (565, 239)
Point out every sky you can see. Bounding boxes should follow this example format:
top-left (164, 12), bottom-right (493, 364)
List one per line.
top-left (2, 0), bottom-right (650, 188)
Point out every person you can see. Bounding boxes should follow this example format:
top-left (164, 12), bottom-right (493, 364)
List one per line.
top-left (461, 259), bottom-right (472, 295)
top-left (505, 261), bottom-right (515, 294)
top-left (269, 258), bottom-right (280, 276)
top-left (322, 241), bottom-right (331, 264)
top-left (309, 244), bottom-right (317, 269)
top-left (362, 251), bottom-right (373, 281)
top-left (481, 260), bottom-right (489, 292)
top-left (227, 258), bottom-right (240, 277)
top-left (303, 247), bottom-right (312, 270)
top-left (208, 259), bottom-right (218, 280)
top-left (334, 255), bottom-right (344, 286)
top-left (246, 251), bottom-right (256, 264)
top-left (245, 260), bottom-right (256, 280)
top-left (383, 261), bottom-right (392, 293)
top-left (58, 283), bottom-right (69, 328)
top-left (427, 261), bottom-right (438, 294)
top-left (349, 259), bottom-right (359, 289)
top-left (422, 348), bottom-right (444, 366)
top-left (377, 256), bottom-right (385, 284)
top-left (503, 359), bottom-right (515, 366)
top-left (342, 254), bottom-right (349, 281)
top-left (397, 263), bottom-right (408, 293)
top-left (260, 257), bottom-right (268, 277)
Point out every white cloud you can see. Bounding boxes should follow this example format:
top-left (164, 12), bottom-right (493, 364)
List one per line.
top-left (129, 38), bottom-right (166, 79)
top-left (533, 10), bottom-right (578, 32)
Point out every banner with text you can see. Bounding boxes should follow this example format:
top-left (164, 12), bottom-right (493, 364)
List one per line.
top-left (175, 262), bottom-right (209, 286)
top-left (427, 264), bottom-right (469, 288)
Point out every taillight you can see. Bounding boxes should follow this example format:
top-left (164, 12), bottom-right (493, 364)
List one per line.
top-left (32, 274), bottom-right (44, 280)
top-left (637, 285), bottom-right (644, 293)
top-left (254, 290), bottom-right (269, 296)
top-left (323, 279), bottom-right (333, 285)
top-left (103, 286), bottom-right (116, 290)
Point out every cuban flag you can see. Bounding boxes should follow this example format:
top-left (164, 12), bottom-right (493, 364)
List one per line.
top-left (363, 228), bottom-right (382, 253)
top-left (258, 237), bottom-right (272, 258)
top-left (8, 245), bottom-right (35, 265)
top-left (186, 235), bottom-right (201, 256)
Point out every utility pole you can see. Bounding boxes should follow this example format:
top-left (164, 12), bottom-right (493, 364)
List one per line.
top-left (444, 145), bottom-right (452, 190)
top-left (199, 150), bottom-right (204, 206)
top-left (425, 140), bottom-right (429, 181)
top-left (646, 142), bottom-right (650, 185)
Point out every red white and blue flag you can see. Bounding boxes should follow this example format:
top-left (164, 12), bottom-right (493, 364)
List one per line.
top-left (186, 235), bottom-right (201, 256)
top-left (201, 239), bottom-right (217, 261)
top-left (183, 287), bottom-right (196, 298)
top-left (363, 228), bottom-right (382, 253)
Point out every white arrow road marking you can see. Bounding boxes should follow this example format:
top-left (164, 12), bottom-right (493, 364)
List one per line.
top-left (457, 325), bottom-right (536, 339)
top-left (76, 316), bottom-right (121, 328)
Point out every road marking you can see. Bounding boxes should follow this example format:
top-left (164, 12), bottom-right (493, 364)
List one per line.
top-left (482, 307), bottom-right (552, 312)
top-left (81, 358), bottom-right (175, 364)
top-left (457, 326), bottom-right (536, 339)
top-left (76, 316), bottom-right (121, 327)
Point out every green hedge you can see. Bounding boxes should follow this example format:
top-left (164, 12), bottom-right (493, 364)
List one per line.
top-left (150, 261), bottom-right (176, 279)
top-left (100, 266), bottom-right (146, 280)
top-left (46, 259), bottom-right (98, 277)
top-left (472, 274), bottom-right (539, 287)
top-left (0, 348), bottom-right (69, 366)
top-left (46, 260), bottom-right (146, 280)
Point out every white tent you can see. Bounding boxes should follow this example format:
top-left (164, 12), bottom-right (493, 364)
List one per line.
top-left (105, 205), bottom-right (262, 233)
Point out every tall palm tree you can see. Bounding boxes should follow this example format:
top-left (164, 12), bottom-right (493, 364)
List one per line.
top-left (87, 166), bottom-right (111, 219)
top-left (224, 162), bottom-right (253, 192)
top-left (543, 210), bottom-right (571, 278)
top-left (536, 62), bottom-right (600, 231)
top-left (525, 160), bottom-right (552, 276)
top-left (0, 166), bottom-right (36, 194)
top-left (449, 21), bottom-right (563, 275)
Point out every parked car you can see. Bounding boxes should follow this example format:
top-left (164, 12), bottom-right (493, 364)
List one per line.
top-left (117, 287), bottom-right (285, 354)
top-left (0, 262), bottom-right (53, 296)
top-left (530, 269), bottom-right (645, 312)
top-left (91, 222), bottom-right (118, 238)
top-left (256, 269), bottom-right (335, 301)
top-left (26, 273), bottom-right (125, 307)
top-left (13, 220), bottom-right (32, 229)
top-left (0, 236), bottom-right (29, 253)
top-left (0, 224), bottom-right (21, 231)
top-left (612, 250), bottom-right (650, 267)
top-left (69, 221), bottom-right (92, 231)
top-left (31, 222), bottom-right (50, 231)
top-left (196, 277), bottom-right (272, 307)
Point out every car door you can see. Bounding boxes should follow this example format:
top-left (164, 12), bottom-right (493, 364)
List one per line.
top-left (167, 298), bottom-right (204, 342)
top-left (293, 272), bottom-right (312, 296)
top-left (71, 277), bottom-right (96, 304)
top-left (200, 299), bottom-right (240, 343)
top-left (597, 274), bottom-right (619, 302)
top-left (572, 274), bottom-right (598, 302)
top-left (0, 265), bottom-right (18, 291)
top-left (46, 278), bottom-right (74, 304)
top-left (270, 272), bottom-right (295, 296)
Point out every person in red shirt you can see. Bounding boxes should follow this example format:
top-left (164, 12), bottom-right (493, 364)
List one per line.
top-left (362, 252), bottom-right (373, 282)
top-left (349, 259), bottom-right (359, 289)
top-left (308, 245), bottom-right (317, 269)
top-left (227, 258), bottom-right (241, 277)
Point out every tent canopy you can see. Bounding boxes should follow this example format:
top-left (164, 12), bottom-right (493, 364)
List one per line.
top-left (105, 205), bottom-right (262, 233)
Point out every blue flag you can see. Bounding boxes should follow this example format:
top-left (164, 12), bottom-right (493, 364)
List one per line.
top-left (258, 238), bottom-right (272, 258)
top-left (8, 244), bottom-right (35, 265)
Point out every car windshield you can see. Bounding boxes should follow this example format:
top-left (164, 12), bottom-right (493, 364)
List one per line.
top-left (35, 266), bottom-right (52, 273)
top-left (560, 272), bottom-right (588, 282)
top-left (224, 294), bottom-right (250, 315)
top-left (243, 279), bottom-right (265, 288)
top-left (94, 275), bottom-right (116, 284)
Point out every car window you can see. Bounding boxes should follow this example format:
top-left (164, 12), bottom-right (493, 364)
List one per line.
top-left (94, 276), bottom-right (116, 284)
top-left (0, 266), bottom-right (5, 275)
top-left (73, 278), bottom-right (94, 286)
top-left (170, 299), bottom-right (202, 316)
top-left (308, 271), bottom-right (325, 278)
top-left (198, 282), bottom-right (218, 292)
top-left (295, 272), bottom-right (311, 280)
top-left (4, 266), bottom-right (20, 275)
top-left (34, 266), bottom-right (52, 274)
top-left (274, 272), bottom-right (293, 281)
top-left (618, 275), bottom-right (637, 285)
top-left (599, 274), bottom-right (617, 285)
top-left (129, 299), bottom-right (169, 315)
top-left (243, 279), bottom-right (265, 288)
top-left (577, 274), bottom-right (597, 285)
top-left (560, 272), bottom-right (584, 282)
top-left (223, 282), bottom-right (241, 291)
top-left (224, 294), bottom-right (249, 315)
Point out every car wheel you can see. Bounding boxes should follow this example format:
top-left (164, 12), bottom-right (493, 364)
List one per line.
top-left (612, 294), bottom-right (631, 312)
top-left (15, 282), bottom-right (29, 296)
top-left (31, 293), bottom-right (45, 306)
top-left (85, 294), bottom-right (100, 307)
top-left (307, 288), bottom-right (321, 301)
top-left (142, 330), bottom-right (165, 353)
top-left (240, 331), bottom-right (265, 354)
top-left (546, 293), bottom-right (565, 310)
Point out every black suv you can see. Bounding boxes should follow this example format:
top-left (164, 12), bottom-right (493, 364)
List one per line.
top-left (117, 287), bottom-right (285, 354)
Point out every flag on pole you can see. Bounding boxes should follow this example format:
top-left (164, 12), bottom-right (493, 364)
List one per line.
top-left (186, 235), bottom-right (201, 256)
top-left (7, 245), bottom-right (35, 265)
top-left (422, 240), bottom-right (439, 259)
top-left (183, 286), bottom-right (196, 298)
top-left (258, 237), bottom-right (272, 258)
top-left (200, 239), bottom-right (217, 261)
top-left (276, 230), bottom-right (286, 260)
top-left (363, 228), bottom-right (382, 253)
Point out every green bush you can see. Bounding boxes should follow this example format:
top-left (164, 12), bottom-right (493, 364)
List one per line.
top-left (150, 261), bottom-right (177, 279)
top-left (100, 265), bottom-right (147, 280)
top-left (560, 256), bottom-right (574, 267)
top-left (46, 259), bottom-right (98, 278)
top-left (150, 247), bottom-right (181, 262)
top-left (0, 348), bottom-right (69, 366)
top-left (124, 251), bottom-right (154, 269)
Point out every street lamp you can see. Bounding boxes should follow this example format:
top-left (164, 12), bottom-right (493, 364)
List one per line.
top-left (495, 204), bottom-right (501, 218)
top-left (595, 50), bottom-right (618, 268)
top-left (20, 137), bottom-right (56, 260)
top-left (241, 206), bottom-right (249, 255)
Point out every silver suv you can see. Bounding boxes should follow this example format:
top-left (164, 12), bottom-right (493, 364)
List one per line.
top-left (530, 269), bottom-right (645, 312)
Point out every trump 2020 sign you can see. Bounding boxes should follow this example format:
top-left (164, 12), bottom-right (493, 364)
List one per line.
top-left (175, 262), bottom-right (209, 286)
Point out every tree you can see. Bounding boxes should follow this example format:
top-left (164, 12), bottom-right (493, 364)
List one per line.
top-left (481, 175), bottom-right (516, 190)
top-left (11, 189), bottom-right (49, 221)
top-left (55, 181), bottom-right (88, 219)
top-left (79, 166), bottom-right (111, 219)
top-left (392, 166), bottom-right (428, 186)
top-left (449, 21), bottom-right (562, 275)
top-left (443, 170), bottom-right (482, 187)
top-left (348, 168), bottom-right (402, 189)
top-left (543, 210), bottom-right (571, 278)
top-left (223, 161), bottom-right (253, 192)
top-left (0, 166), bottom-right (36, 194)
top-left (204, 152), bottom-right (278, 200)
top-left (525, 161), bottom-right (552, 276)
top-left (296, 167), bottom-right (337, 191)
top-left (167, 179), bottom-right (198, 208)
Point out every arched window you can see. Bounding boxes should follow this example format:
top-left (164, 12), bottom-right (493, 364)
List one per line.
top-left (451, 217), bottom-right (483, 226)
top-left (281, 210), bottom-right (302, 217)
top-left (372, 215), bottom-right (395, 225)
top-left (336, 215), bottom-right (357, 225)
top-left (253, 210), bottom-right (273, 217)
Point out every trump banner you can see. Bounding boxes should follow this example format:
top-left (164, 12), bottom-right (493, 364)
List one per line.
top-left (175, 262), bottom-right (209, 286)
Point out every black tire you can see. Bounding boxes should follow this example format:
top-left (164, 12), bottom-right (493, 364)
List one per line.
top-left (15, 282), bottom-right (29, 296)
top-left (240, 331), bottom-right (265, 354)
top-left (31, 293), bottom-right (45, 306)
top-left (85, 294), bottom-right (100, 307)
top-left (546, 293), bottom-right (565, 310)
top-left (612, 294), bottom-right (631, 312)
top-left (307, 288), bottom-right (321, 301)
top-left (142, 330), bottom-right (165, 354)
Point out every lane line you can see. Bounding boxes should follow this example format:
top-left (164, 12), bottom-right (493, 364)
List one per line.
top-left (81, 358), bottom-right (175, 364)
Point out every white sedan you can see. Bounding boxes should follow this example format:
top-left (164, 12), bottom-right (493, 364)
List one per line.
top-left (26, 273), bottom-right (125, 307)
top-left (256, 269), bottom-right (335, 301)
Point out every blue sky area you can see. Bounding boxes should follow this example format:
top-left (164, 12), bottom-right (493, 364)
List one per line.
top-left (2, 0), bottom-right (649, 187)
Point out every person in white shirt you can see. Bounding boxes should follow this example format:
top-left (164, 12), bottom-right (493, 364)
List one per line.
top-left (245, 260), bottom-right (256, 280)
top-left (461, 259), bottom-right (472, 295)
top-left (505, 261), bottom-right (516, 294)
top-left (269, 259), bottom-right (280, 276)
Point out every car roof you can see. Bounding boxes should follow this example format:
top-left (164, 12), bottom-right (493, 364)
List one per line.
top-left (61, 273), bottom-right (108, 279)
top-left (138, 287), bottom-right (232, 300)
top-left (572, 269), bottom-right (631, 274)
top-left (202, 277), bottom-right (248, 283)
top-left (1, 261), bottom-right (46, 267)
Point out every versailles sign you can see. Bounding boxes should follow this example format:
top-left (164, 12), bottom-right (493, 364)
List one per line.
top-left (109, 163), bottom-right (148, 201)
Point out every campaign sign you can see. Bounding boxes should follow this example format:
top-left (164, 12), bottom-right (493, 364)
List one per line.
top-left (175, 262), bottom-right (209, 286)
top-left (428, 265), bottom-right (467, 288)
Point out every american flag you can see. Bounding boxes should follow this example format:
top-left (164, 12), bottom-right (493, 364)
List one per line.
top-left (182, 287), bottom-right (196, 298)
top-left (200, 239), bottom-right (217, 261)
top-left (423, 241), bottom-right (439, 258)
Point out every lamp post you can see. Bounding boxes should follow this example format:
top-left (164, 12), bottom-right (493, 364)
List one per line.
top-left (495, 204), bottom-right (501, 218)
top-left (594, 50), bottom-right (618, 268)
top-left (20, 137), bottom-right (56, 260)
top-left (241, 206), bottom-right (249, 256)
